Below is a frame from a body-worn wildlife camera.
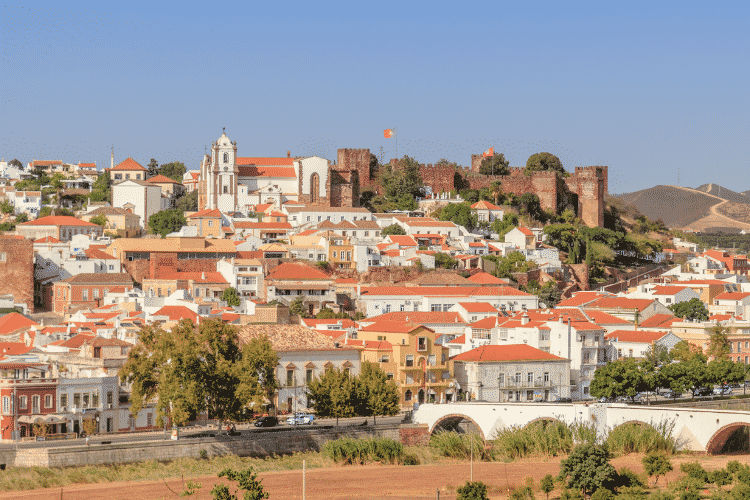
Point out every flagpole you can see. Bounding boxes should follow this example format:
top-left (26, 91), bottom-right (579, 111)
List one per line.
top-left (395, 127), bottom-right (398, 162)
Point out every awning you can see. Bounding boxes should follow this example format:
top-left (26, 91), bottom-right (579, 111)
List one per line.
top-left (17, 414), bottom-right (72, 424)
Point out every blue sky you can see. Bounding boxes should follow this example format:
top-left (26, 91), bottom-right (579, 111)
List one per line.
top-left (1, 1), bottom-right (748, 194)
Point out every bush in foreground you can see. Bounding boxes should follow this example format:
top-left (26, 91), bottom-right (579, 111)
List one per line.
top-left (322, 437), bottom-right (403, 465)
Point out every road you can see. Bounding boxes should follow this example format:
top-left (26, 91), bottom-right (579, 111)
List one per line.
top-left (0, 414), bottom-right (405, 450)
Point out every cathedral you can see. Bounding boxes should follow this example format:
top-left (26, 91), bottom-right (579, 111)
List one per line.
top-left (197, 131), bottom-right (361, 213)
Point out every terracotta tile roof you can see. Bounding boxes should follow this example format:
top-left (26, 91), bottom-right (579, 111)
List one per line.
top-left (335, 278), bottom-right (358, 284)
top-left (108, 238), bottom-right (237, 254)
top-left (605, 330), bottom-right (671, 343)
top-left (381, 250), bottom-right (400, 257)
top-left (238, 166), bottom-right (296, 178)
top-left (670, 279), bottom-right (731, 286)
top-left (31, 160), bottom-right (63, 166)
top-left (239, 324), bottom-right (357, 351)
top-left (86, 207), bottom-right (139, 217)
top-left (651, 286), bottom-right (689, 296)
top-left (86, 336), bottom-right (133, 347)
top-left (556, 291), bottom-right (612, 307)
top-left (33, 236), bottom-right (60, 244)
top-left (268, 262), bottom-right (330, 281)
top-left (363, 312), bottom-right (464, 325)
top-left (709, 314), bottom-right (743, 322)
top-left (110, 157), bottom-right (147, 171)
top-left (470, 200), bottom-right (501, 210)
top-left (236, 251), bottom-right (263, 259)
top-left (467, 272), bottom-right (508, 285)
top-left (570, 320), bottom-right (605, 331)
top-left (0, 313), bottom-right (39, 335)
top-left (188, 209), bottom-right (222, 218)
top-left (402, 219), bottom-right (456, 228)
top-left (233, 222), bottom-right (292, 229)
top-left (586, 297), bottom-right (656, 312)
top-left (406, 272), bottom-right (474, 286)
top-left (85, 248), bottom-right (116, 260)
top-left (517, 227), bottom-right (534, 236)
top-left (359, 286), bottom-right (530, 297)
top-left (358, 320), bottom-right (433, 334)
top-left (343, 339), bottom-right (393, 350)
top-left (20, 215), bottom-right (99, 227)
top-left (154, 305), bottom-right (198, 323)
top-left (459, 302), bottom-right (498, 313)
top-left (147, 174), bottom-right (181, 184)
top-left (469, 242), bottom-right (487, 247)
top-left (715, 292), bottom-right (750, 301)
top-left (78, 163), bottom-right (96, 169)
top-left (55, 334), bottom-right (96, 348)
top-left (157, 272), bottom-right (228, 284)
top-left (0, 342), bottom-right (34, 355)
top-left (237, 157), bottom-right (295, 166)
top-left (297, 229), bottom-right (318, 237)
top-left (388, 235), bottom-right (418, 247)
top-left (585, 311), bottom-right (632, 325)
top-left (452, 344), bottom-right (566, 362)
top-left (61, 273), bottom-right (133, 285)
top-left (447, 334), bottom-right (465, 344)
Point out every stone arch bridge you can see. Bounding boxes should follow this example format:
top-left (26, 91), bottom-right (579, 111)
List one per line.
top-left (412, 402), bottom-right (750, 454)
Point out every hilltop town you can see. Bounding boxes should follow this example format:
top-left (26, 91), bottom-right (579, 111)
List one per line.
top-left (0, 131), bottom-right (745, 449)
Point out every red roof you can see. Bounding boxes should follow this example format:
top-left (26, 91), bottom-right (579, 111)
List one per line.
top-left (517, 227), bottom-right (534, 236)
top-left (297, 229), bottom-right (318, 237)
top-left (605, 330), bottom-right (671, 343)
top-left (358, 320), bottom-right (433, 334)
top-left (0, 342), bottom-right (35, 355)
top-left (586, 297), bottom-right (656, 312)
top-left (651, 286), bottom-right (688, 296)
top-left (110, 157), bottom-right (147, 171)
top-left (635, 314), bottom-right (676, 328)
top-left (33, 236), bottom-right (61, 244)
top-left (335, 278), bottom-right (358, 284)
top-left (233, 222), bottom-right (292, 229)
top-left (363, 312), bottom-right (464, 325)
top-left (85, 248), bottom-right (116, 260)
top-left (447, 334), bottom-right (466, 344)
top-left (147, 174), bottom-right (181, 184)
top-left (467, 272), bottom-right (508, 285)
top-left (670, 279), bottom-right (731, 286)
top-left (236, 157), bottom-right (295, 166)
top-left (301, 318), bottom-right (357, 329)
top-left (0, 313), bottom-right (39, 335)
top-left (360, 286), bottom-right (531, 297)
top-left (556, 291), bottom-right (611, 307)
top-left (459, 302), bottom-right (498, 313)
top-left (467, 316), bottom-right (508, 329)
top-left (188, 208), bottom-right (222, 218)
top-left (20, 215), bottom-right (99, 227)
top-left (238, 166), bottom-right (296, 178)
top-left (268, 262), bottom-right (330, 281)
top-left (585, 310), bottom-right (632, 325)
top-left (388, 235), bottom-right (418, 247)
top-left (452, 344), bottom-right (566, 362)
top-left (470, 200), bottom-right (501, 210)
top-left (154, 306), bottom-right (198, 323)
top-left (714, 292), bottom-right (750, 301)
top-left (157, 272), bottom-right (228, 284)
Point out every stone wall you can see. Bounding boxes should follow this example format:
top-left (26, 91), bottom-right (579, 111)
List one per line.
top-left (240, 304), bottom-right (290, 324)
top-left (0, 236), bottom-right (34, 313)
top-left (122, 255), bottom-right (223, 283)
top-left (13, 424), bottom-right (406, 468)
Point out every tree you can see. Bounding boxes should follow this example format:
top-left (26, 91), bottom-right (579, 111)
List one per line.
top-left (680, 354), bottom-right (712, 398)
top-left (307, 367), bottom-right (357, 426)
top-left (539, 282), bottom-right (562, 307)
top-left (589, 358), bottom-right (652, 402)
top-left (90, 214), bottom-right (108, 227)
top-left (491, 251), bottom-right (536, 280)
top-left (120, 319), bottom-right (277, 427)
top-left (158, 161), bottom-right (186, 181)
top-left (644, 344), bottom-right (672, 368)
top-left (668, 298), bottom-right (708, 322)
top-left (707, 358), bottom-right (745, 387)
top-left (147, 158), bottom-right (159, 178)
top-left (176, 190), bottom-right (199, 212)
top-left (147, 208), bottom-right (187, 238)
top-left (669, 340), bottom-right (703, 363)
top-left (435, 252), bottom-right (458, 269)
top-left (437, 202), bottom-right (477, 231)
top-left (456, 481), bottom-right (489, 500)
top-left (222, 287), bottom-right (241, 307)
top-left (642, 453), bottom-right (673, 485)
top-left (290, 296), bottom-right (307, 317)
top-left (540, 474), bottom-right (555, 500)
top-left (707, 325), bottom-right (731, 360)
top-left (558, 444), bottom-right (617, 499)
top-left (14, 213), bottom-right (28, 223)
top-left (380, 156), bottom-right (424, 200)
top-left (478, 153), bottom-right (510, 176)
top-left (8, 159), bottom-right (23, 169)
top-left (0, 199), bottom-right (13, 215)
top-left (396, 193), bottom-right (417, 211)
top-left (355, 362), bottom-right (400, 425)
top-left (382, 224), bottom-right (406, 236)
top-left (211, 467), bottom-right (269, 500)
top-left (525, 152), bottom-right (565, 176)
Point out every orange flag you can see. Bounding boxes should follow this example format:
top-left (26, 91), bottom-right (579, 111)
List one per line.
top-left (482, 147), bottom-right (494, 157)
top-left (384, 129), bottom-right (394, 138)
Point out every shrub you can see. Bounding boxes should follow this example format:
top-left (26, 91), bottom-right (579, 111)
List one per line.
top-left (708, 469), bottom-right (732, 487)
top-left (321, 437), bottom-right (403, 465)
top-left (492, 420), bottom-right (597, 459)
top-left (430, 432), bottom-right (492, 461)
top-left (679, 462), bottom-right (708, 483)
top-left (456, 480), bottom-right (489, 500)
top-left (726, 460), bottom-right (742, 474)
top-left (605, 421), bottom-right (676, 455)
top-left (591, 489), bottom-right (615, 500)
top-left (642, 453), bottom-right (673, 485)
top-left (199, 449), bottom-right (208, 460)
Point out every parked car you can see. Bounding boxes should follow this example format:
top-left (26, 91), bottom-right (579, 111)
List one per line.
top-left (713, 386), bottom-right (733, 396)
top-left (662, 389), bottom-right (680, 399)
top-left (286, 413), bottom-right (315, 425)
top-left (253, 416), bottom-right (279, 428)
top-left (695, 387), bottom-right (713, 396)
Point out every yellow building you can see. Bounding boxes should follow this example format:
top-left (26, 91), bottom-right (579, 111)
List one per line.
top-left (671, 318), bottom-right (750, 363)
top-left (354, 320), bottom-right (456, 407)
top-left (325, 232), bottom-right (355, 270)
top-left (186, 209), bottom-right (224, 238)
top-left (80, 207), bottom-right (141, 237)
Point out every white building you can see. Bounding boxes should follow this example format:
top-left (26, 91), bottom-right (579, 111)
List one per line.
top-left (604, 330), bottom-right (682, 360)
top-left (216, 257), bottom-right (264, 300)
top-left (112, 180), bottom-right (161, 229)
top-left (547, 319), bottom-right (610, 400)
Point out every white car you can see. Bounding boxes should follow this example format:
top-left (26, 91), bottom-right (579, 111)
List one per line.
top-left (286, 413), bottom-right (314, 425)
top-left (713, 386), bottom-right (733, 396)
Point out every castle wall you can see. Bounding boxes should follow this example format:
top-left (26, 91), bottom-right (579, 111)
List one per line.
top-left (337, 149), bottom-right (374, 191)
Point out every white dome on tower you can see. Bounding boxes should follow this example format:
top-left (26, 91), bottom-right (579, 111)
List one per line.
top-left (216, 131), bottom-right (233, 147)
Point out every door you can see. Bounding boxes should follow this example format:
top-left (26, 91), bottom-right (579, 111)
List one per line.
top-left (418, 389), bottom-right (425, 404)
top-left (287, 397), bottom-right (293, 414)
top-left (308, 304), bottom-right (314, 316)
top-left (106, 418), bottom-right (113, 433)
top-left (73, 420), bottom-right (80, 435)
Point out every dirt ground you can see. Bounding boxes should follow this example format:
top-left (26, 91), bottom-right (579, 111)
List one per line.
top-left (0, 453), bottom-right (740, 500)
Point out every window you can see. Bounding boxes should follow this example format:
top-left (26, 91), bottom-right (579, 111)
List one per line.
top-left (195, 288), bottom-right (200, 297)
top-left (544, 372), bottom-right (550, 383)
top-left (73, 393), bottom-right (81, 407)
top-left (628, 349), bottom-right (633, 357)
top-left (93, 289), bottom-right (99, 299)
top-left (441, 352), bottom-right (446, 363)
top-left (527, 372), bottom-right (533, 383)
top-left (107, 391), bottom-right (113, 405)
top-left (223, 186), bottom-right (228, 193)
top-left (385, 304), bottom-right (391, 313)
top-left (147, 413), bottom-right (153, 427)
top-left (60, 394), bottom-right (68, 408)
top-left (431, 304), bottom-right (442, 312)
top-left (417, 337), bottom-right (427, 351)
top-left (333, 251), bottom-right (337, 259)
top-left (527, 391), bottom-right (534, 401)
top-left (32, 395), bottom-right (40, 412)
top-left (405, 355), bottom-right (414, 367)
top-left (404, 390), bottom-right (412, 401)
top-left (83, 394), bottom-right (90, 408)
top-left (306, 369), bottom-right (313, 384)
top-left (387, 373), bottom-right (394, 380)
top-left (2, 397), bottom-right (8, 414)
top-left (208, 220), bottom-right (214, 227)
top-left (45, 395), bottom-right (52, 408)
top-left (92, 393), bottom-right (99, 407)
top-left (223, 153), bottom-right (228, 163)
top-left (286, 369), bottom-right (294, 387)
top-left (379, 354), bottom-right (390, 363)
top-left (428, 354), bottom-right (436, 366)
top-left (19, 396), bottom-right (27, 409)
top-left (82, 289), bottom-right (88, 300)
top-left (515, 373), bottom-right (521, 383)
top-left (125, 174), bottom-right (130, 180)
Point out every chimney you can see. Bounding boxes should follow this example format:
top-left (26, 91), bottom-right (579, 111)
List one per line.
top-left (357, 283), bottom-right (361, 297)
top-left (287, 151), bottom-right (291, 158)
top-left (521, 313), bottom-right (529, 325)
top-left (558, 316), bottom-right (564, 323)
top-left (201, 271), bottom-right (205, 280)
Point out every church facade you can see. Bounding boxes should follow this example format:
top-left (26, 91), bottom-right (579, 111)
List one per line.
top-left (198, 131), bottom-right (360, 213)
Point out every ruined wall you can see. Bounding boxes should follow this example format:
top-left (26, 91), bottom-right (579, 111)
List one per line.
top-left (419, 163), bottom-right (456, 194)
top-left (122, 254), bottom-right (222, 283)
top-left (0, 236), bottom-right (34, 313)
top-left (337, 149), bottom-right (374, 191)
top-left (565, 167), bottom-right (607, 228)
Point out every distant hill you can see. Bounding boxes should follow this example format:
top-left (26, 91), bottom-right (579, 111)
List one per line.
top-left (613, 184), bottom-right (750, 232)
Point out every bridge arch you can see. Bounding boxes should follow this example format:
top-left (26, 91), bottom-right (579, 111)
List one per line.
top-left (706, 423), bottom-right (750, 455)
top-left (431, 414), bottom-right (486, 441)
top-left (610, 420), bottom-right (656, 432)
top-left (524, 417), bottom-right (564, 429)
